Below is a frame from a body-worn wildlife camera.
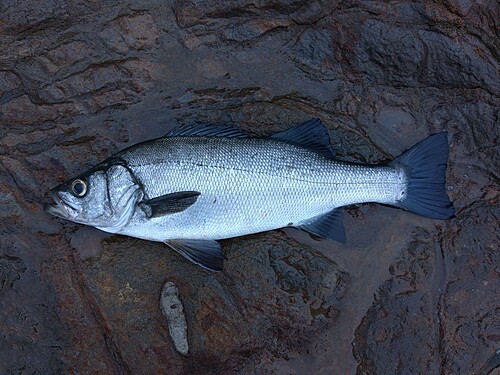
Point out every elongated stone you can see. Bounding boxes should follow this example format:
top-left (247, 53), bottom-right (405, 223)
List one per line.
top-left (159, 281), bottom-right (189, 355)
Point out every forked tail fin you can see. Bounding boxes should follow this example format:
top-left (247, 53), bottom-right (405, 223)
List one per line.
top-left (390, 132), bottom-right (455, 219)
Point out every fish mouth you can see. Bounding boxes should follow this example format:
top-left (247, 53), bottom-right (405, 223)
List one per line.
top-left (44, 191), bottom-right (79, 220)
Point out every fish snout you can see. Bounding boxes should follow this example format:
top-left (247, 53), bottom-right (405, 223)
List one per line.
top-left (44, 190), bottom-right (78, 220)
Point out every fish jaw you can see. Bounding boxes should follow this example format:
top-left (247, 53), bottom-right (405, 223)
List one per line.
top-left (44, 190), bottom-right (80, 221)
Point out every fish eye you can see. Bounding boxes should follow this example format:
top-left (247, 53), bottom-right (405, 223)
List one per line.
top-left (71, 179), bottom-right (87, 197)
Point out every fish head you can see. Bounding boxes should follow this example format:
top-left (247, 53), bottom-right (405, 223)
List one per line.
top-left (45, 162), bottom-right (143, 231)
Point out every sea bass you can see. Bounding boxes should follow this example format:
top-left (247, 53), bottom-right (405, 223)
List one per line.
top-left (45, 119), bottom-right (455, 271)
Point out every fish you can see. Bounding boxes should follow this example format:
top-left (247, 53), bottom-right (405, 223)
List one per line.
top-left (45, 119), bottom-right (455, 271)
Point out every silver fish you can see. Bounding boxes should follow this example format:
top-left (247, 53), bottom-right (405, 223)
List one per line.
top-left (45, 119), bottom-right (454, 271)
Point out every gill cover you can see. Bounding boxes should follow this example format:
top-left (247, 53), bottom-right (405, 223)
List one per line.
top-left (95, 164), bottom-right (143, 231)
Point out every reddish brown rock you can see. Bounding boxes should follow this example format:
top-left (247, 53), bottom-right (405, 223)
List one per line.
top-left (0, 0), bottom-right (498, 373)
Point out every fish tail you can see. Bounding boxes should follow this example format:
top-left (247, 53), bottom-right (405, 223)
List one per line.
top-left (390, 132), bottom-right (455, 219)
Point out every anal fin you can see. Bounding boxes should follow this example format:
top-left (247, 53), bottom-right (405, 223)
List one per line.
top-left (165, 239), bottom-right (224, 271)
top-left (296, 208), bottom-right (346, 244)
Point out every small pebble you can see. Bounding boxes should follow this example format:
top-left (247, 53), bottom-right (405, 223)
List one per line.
top-left (159, 281), bottom-right (189, 355)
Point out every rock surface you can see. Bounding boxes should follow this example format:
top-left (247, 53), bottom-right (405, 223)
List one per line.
top-left (0, 0), bottom-right (498, 374)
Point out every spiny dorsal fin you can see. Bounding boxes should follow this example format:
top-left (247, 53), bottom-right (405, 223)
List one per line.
top-left (166, 123), bottom-right (247, 138)
top-left (271, 119), bottom-right (334, 158)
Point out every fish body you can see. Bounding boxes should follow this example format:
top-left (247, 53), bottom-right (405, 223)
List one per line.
top-left (45, 120), bottom-right (454, 271)
top-left (116, 136), bottom-right (402, 241)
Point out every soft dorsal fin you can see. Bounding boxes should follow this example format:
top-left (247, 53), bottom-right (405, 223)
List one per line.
top-left (271, 119), bottom-right (334, 158)
top-left (166, 123), bottom-right (248, 138)
top-left (296, 208), bottom-right (346, 243)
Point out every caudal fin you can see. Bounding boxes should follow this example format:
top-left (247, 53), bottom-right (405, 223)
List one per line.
top-left (390, 132), bottom-right (455, 219)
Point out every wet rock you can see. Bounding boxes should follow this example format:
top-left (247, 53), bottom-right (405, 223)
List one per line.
top-left (174, 0), bottom-right (335, 47)
top-left (418, 31), bottom-right (499, 94)
top-left (353, 202), bottom-right (499, 375)
top-left (438, 203), bottom-right (499, 374)
top-left (355, 20), bottom-right (425, 84)
top-left (478, 349), bottom-right (500, 375)
top-left (0, 255), bottom-right (27, 293)
top-left (291, 28), bottom-right (342, 78)
top-left (353, 233), bottom-right (446, 374)
top-left (77, 233), bottom-right (345, 373)
top-left (0, 0), bottom-right (498, 373)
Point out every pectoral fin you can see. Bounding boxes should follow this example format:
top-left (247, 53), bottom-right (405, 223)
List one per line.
top-left (297, 208), bottom-right (346, 244)
top-left (165, 239), bottom-right (224, 271)
top-left (139, 191), bottom-right (200, 218)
